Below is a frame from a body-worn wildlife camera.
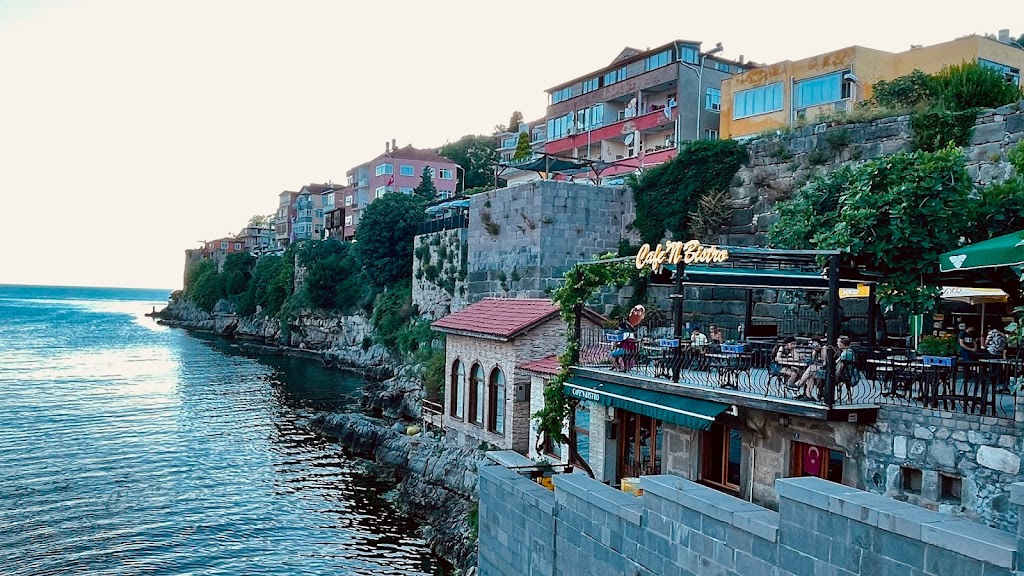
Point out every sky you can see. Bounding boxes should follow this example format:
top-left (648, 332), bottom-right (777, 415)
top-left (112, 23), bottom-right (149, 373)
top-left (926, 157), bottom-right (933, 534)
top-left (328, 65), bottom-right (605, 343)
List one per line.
top-left (0, 0), bottom-right (1020, 290)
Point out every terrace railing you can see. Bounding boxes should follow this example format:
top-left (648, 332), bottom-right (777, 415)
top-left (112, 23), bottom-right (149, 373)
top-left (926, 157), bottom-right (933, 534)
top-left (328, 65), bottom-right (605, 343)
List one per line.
top-left (417, 213), bottom-right (469, 235)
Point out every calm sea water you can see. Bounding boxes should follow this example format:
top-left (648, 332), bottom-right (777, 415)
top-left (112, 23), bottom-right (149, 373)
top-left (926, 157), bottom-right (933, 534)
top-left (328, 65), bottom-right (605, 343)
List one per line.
top-left (0, 285), bottom-right (442, 575)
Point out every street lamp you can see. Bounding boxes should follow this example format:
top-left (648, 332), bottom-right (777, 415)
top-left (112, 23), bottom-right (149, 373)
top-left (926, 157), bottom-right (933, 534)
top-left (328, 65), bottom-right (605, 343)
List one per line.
top-left (676, 42), bottom-right (724, 149)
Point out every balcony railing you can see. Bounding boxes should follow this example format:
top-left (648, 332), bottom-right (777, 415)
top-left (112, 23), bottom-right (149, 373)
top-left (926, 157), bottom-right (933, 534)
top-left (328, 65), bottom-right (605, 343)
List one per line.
top-left (575, 328), bottom-right (1021, 419)
top-left (417, 213), bottom-right (469, 235)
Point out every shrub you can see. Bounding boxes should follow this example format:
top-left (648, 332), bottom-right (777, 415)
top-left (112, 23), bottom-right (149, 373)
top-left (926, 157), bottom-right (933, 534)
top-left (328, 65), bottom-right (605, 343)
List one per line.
top-left (933, 60), bottom-right (1023, 112)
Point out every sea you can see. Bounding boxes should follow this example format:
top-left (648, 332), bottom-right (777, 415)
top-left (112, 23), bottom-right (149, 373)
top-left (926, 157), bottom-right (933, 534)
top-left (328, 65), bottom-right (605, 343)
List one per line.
top-left (0, 285), bottom-right (443, 575)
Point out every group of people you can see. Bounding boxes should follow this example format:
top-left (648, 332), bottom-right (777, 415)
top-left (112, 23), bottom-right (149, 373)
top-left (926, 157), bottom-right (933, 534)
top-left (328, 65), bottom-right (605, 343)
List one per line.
top-left (957, 326), bottom-right (1009, 362)
top-left (774, 335), bottom-right (857, 402)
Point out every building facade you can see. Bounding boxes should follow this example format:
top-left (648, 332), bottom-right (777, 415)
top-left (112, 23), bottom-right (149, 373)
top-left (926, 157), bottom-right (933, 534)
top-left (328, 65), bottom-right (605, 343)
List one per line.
top-left (722, 32), bottom-right (1024, 138)
top-left (343, 142), bottom-right (460, 241)
top-left (236, 225), bottom-right (273, 254)
top-left (542, 41), bottom-right (755, 184)
top-left (292, 183), bottom-right (330, 242)
top-left (273, 190), bottom-right (299, 248)
top-left (494, 118), bottom-right (548, 187)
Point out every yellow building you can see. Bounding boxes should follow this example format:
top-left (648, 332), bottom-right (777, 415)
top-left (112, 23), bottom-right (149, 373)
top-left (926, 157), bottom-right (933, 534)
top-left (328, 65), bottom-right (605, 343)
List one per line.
top-left (721, 34), bottom-right (1024, 138)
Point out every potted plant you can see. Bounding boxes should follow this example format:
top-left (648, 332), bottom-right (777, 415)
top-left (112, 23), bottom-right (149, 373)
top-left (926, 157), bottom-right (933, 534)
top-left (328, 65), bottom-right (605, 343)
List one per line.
top-left (918, 334), bottom-right (957, 366)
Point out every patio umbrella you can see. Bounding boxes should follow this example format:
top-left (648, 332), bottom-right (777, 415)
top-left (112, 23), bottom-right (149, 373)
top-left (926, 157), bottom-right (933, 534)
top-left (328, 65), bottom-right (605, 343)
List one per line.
top-left (939, 287), bottom-right (1008, 330)
top-left (939, 230), bottom-right (1024, 272)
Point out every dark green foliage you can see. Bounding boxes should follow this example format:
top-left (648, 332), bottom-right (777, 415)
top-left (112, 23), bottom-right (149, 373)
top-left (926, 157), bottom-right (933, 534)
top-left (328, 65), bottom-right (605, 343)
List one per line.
top-left (355, 192), bottom-right (427, 288)
top-left (413, 166), bottom-right (438, 201)
top-left (506, 110), bottom-right (523, 133)
top-left (439, 135), bottom-right (497, 191)
top-left (513, 132), bottom-right (531, 160)
top-left (300, 239), bottom-right (366, 312)
top-left (627, 139), bottom-right (747, 246)
top-left (769, 147), bottom-right (974, 312)
top-left (186, 259), bottom-right (224, 312)
top-left (421, 344), bottom-right (446, 402)
top-left (222, 252), bottom-right (255, 296)
top-left (866, 70), bottom-right (938, 109)
top-left (224, 270), bottom-right (246, 296)
top-left (933, 60), bottom-right (1023, 112)
top-left (910, 108), bottom-right (978, 152)
top-left (234, 252), bottom-right (294, 317)
top-left (369, 282), bottom-right (421, 354)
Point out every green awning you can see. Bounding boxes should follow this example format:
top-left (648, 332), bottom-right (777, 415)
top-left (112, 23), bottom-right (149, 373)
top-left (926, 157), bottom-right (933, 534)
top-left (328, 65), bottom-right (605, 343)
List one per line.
top-left (940, 230), bottom-right (1024, 272)
top-left (564, 376), bottom-right (729, 431)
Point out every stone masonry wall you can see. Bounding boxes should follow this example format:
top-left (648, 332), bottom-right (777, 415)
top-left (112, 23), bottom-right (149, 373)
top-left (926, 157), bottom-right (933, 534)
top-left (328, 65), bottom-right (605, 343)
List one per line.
top-left (864, 404), bottom-right (1024, 532)
top-left (465, 181), bottom-right (636, 304)
top-left (412, 227), bottom-right (468, 321)
top-left (479, 465), bottom-right (1022, 576)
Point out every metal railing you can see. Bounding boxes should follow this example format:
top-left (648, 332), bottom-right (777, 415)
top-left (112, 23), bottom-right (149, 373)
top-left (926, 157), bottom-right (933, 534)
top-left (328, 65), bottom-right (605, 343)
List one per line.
top-left (575, 328), bottom-right (1020, 419)
top-left (422, 399), bottom-right (445, 432)
top-left (417, 214), bottom-right (469, 235)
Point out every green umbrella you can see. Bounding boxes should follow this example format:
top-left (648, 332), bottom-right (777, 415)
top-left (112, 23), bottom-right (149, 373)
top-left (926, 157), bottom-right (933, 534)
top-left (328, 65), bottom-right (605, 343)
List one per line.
top-left (940, 230), bottom-right (1024, 273)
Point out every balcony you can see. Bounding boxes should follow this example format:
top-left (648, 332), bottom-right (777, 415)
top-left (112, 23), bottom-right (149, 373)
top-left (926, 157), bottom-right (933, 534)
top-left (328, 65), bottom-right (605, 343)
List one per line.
top-left (545, 107), bottom-right (677, 155)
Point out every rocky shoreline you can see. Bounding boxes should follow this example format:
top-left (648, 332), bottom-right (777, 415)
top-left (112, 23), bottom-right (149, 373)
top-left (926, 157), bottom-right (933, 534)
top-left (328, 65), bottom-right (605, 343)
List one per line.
top-left (158, 299), bottom-right (479, 572)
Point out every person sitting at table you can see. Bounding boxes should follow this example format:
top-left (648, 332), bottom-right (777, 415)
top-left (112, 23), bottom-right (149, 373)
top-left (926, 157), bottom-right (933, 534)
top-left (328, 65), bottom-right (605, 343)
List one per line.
top-left (773, 336), bottom-right (802, 391)
top-left (986, 325), bottom-right (1007, 359)
top-left (708, 324), bottom-right (725, 345)
top-left (690, 326), bottom-right (709, 347)
top-left (794, 338), bottom-right (827, 401)
top-left (958, 326), bottom-right (978, 362)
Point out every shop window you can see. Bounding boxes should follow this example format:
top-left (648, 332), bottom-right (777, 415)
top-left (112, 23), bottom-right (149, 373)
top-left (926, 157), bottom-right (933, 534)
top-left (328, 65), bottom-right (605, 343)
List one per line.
top-left (468, 363), bottom-right (485, 426)
top-left (574, 404), bottom-right (590, 462)
top-left (940, 474), bottom-right (962, 503)
top-left (619, 412), bottom-right (662, 479)
top-left (486, 368), bottom-right (505, 435)
top-left (541, 435), bottom-right (562, 460)
top-left (701, 424), bottom-right (742, 492)
top-left (449, 360), bottom-right (465, 419)
top-left (790, 442), bottom-right (844, 484)
top-left (902, 467), bottom-right (922, 494)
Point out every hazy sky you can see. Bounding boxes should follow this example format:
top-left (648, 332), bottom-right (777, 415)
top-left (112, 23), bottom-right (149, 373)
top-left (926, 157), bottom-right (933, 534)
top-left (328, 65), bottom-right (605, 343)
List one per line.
top-left (1, 1), bottom-right (1019, 290)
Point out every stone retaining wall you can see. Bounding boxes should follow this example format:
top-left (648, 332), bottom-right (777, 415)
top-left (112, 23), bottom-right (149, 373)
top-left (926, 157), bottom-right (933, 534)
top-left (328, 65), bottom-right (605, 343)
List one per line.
top-left (412, 227), bottom-right (468, 320)
top-left (479, 465), bottom-right (1023, 576)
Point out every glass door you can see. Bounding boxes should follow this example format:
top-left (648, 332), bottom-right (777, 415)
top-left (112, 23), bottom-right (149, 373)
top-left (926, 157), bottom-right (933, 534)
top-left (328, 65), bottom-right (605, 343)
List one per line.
top-left (618, 411), bottom-right (663, 480)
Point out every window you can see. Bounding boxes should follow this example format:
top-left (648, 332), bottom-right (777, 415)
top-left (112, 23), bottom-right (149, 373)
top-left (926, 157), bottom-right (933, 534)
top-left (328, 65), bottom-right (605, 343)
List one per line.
top-left (733, 82), bottom-right (784, 119)
top-left (790, 442), bottom-right (844, 484)
top-left (715, 61), bottom-right (730, 73)
top-left (574, 404), bottom-right (590, 462)
top-left (980, 59), bottom-right (1021, 86)
top-left (468, 364), bottom-right (484, 426)
top-left (501, 138), bottom-right (516, 149)
top-left (486, 368), bottom-right (505, 434)
top-left (220, 242), bottom-right (227, 249)
top-left (902, 467), bottom-right (922, 494)
top-left (346, 175), bottom-right (354, 186)
top-left (439, 190), bottom-right (453, 200)
top-left (344, 195), bottom-right (353, 206)
top-left (794, 71), bottom-right (845, 109)
top-left (542, 435), bottom-right (563, 459)
top-left (576, 103), bottom-right (604, 131)
top-left (547, 113), bottom-right (574, 140)
top-left (375, 163), bottom-right (393, 176)
top-left (619, 412), bottom-right (662, 478)
top-left (679, 46), bottom-right (699, 65)
top-left (400, 164), bottom-right (415, 176)
top-left (704, 129), bottom-right (719, 140)
top-left (604, 67), bottom-right (627, 86)
top-left (706, 87), bottom-right (721, 111)
top-left (582, 76), bottom-right (600, 94)
top-left (425, 166), bottom-right (435, 177)
top-left (701, 424), bottom-right (742, 492)
top-left (375, 186), bottom-right (387, 199)
top-left (234, 243), bottom-right (241, 250)
top-left (344, 215), bottom-right (353, 226)
top-left (398, 186), bottom-right (414, 194)
top-left (645, 49), bottom-right (672, 71)
top-left (438, 168), bottom-right (453, 180)
top-left (550, 86), bottom-right (573, 104)
top-left (450, 360), bottom-right (465, 419)
top-left (325, 193), bottom-right (335, 207)
top-left (940, 474), bottom-right (962, 503)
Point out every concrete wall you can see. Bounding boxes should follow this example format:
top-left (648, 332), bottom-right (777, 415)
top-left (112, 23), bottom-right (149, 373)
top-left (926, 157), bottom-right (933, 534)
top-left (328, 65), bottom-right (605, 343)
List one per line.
top-left (864, 405), bottom-right (1024, 532)
top-left (465, 181), bottom-right (636, 305)
top-left (412, 227), bottom-right (468, 320)
top-left (479, 465), bottom-right (1022, 576)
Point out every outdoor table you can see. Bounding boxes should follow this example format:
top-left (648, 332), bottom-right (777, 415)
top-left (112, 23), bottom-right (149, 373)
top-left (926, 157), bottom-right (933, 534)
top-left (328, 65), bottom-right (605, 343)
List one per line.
top-left (868, 358), bottom-right (925, 399)
top-left (705, 352), bottom-right (752, 389)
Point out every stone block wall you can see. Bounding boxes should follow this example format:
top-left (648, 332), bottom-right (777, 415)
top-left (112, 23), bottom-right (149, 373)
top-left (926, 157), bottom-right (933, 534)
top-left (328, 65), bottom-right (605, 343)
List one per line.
top-left (465, 181), bottom-right (636, 303)
top-left (411, 228), bottom-right (468, 321)
top-left (864, 405), bottom-right (1024, 532)
top-left (478, 466), bottom-right (1022, 576)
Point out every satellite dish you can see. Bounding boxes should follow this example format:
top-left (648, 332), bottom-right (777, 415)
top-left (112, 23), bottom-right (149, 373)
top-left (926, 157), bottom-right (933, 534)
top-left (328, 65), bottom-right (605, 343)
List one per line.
top-left (624, 133), bottom-right (635, 145)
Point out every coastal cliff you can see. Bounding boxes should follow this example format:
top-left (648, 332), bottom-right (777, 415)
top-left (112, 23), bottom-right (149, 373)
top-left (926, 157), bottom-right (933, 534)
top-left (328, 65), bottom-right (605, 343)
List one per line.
top-left (309, 412), bottom-right (484, 574)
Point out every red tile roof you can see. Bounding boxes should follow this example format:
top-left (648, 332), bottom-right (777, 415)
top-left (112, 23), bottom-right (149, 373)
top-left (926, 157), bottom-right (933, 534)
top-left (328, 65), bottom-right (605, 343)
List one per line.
top-left (518, 355), bottom-right (562, 377)
top-left (431, 298), bottom-right (561, 340)
top-left (387, 144), bottom-right (454, 165)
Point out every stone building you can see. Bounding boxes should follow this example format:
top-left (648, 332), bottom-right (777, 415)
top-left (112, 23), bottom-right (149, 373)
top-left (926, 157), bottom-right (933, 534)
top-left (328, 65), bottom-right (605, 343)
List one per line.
top-left (431, 298), bottom-right (604, 454)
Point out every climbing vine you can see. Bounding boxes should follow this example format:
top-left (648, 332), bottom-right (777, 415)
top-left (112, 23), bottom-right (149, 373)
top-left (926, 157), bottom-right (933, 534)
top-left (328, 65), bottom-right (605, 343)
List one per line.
top-left (533, 254), bottom-right (641, 451)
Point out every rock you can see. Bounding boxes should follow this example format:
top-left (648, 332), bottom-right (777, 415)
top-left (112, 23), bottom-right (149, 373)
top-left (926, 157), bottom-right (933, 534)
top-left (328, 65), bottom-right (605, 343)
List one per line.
top-left (893, 436), bottom-right (908, 459)
top-left (977, 446), bottom-right (1021, 474)
top-left (913, 426), bottom-right (934, 440)
top-left (908, 439), bottom-right (927, 460)
top-left (931, 442), bottom-right (956, 468)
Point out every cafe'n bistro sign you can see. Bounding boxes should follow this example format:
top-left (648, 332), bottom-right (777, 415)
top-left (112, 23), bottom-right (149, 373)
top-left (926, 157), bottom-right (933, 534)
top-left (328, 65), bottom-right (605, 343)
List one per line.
top-left (635, 240), bottom-right (729, 272)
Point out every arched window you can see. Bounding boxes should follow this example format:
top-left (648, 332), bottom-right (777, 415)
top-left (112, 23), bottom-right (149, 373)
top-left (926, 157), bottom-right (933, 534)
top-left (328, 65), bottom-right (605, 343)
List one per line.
top-left (468, 363), bottom-right (485, 426)
top-left (450, 360), bottom-right (465, 419)
top-left (487, 368), bottom-right (506, 435)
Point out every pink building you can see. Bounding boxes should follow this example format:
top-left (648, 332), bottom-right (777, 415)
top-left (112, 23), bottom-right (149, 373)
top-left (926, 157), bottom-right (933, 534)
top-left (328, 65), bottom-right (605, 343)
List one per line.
top-left (342, 141), bottom-right (460, 241)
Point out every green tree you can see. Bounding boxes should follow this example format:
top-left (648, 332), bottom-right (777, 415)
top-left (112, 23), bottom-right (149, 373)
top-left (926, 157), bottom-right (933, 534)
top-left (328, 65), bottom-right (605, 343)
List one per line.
top-left (413, 166), bottom-right (438, 201)
top-left (355, 192), bottom-right (427, 288)
top-left (513, 131), bottom-right (531, 160)
top-left (865, 69), bottom-right (938, 109)
top-left (627, 139), bottom-right (747, 246)
top-left (768, 147), bottom-right (974, 312)
top-left (247, 214), bottom-right (271, 228)
top-left (506, 110), bottom-right (523, 133)
top-left (300, 239), bottom-right (366, 312)
top-left (933, 60), bottom-right (1023, 112)
top-left (439, 135), bottom-right (497, 191)
top-left (186, 259), bottom-right (225, 312)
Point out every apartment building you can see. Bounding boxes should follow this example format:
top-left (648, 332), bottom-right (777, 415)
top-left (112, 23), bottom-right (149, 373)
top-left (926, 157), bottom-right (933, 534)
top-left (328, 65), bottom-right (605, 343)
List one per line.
top-left (292, 183), bottom-right (339, 242)
top-left (342, 141), bottom-right (460, 241)
top-left (273, 190), bottom-right (299, 248)
top-left (237, 225), bottom-right (273, 254)
top-left (722, 31), bottom-right (1024, 138)
top-left (543, 40), bottom-right (755, 184)
top-left (494, 118), bottom-right (547, 187)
